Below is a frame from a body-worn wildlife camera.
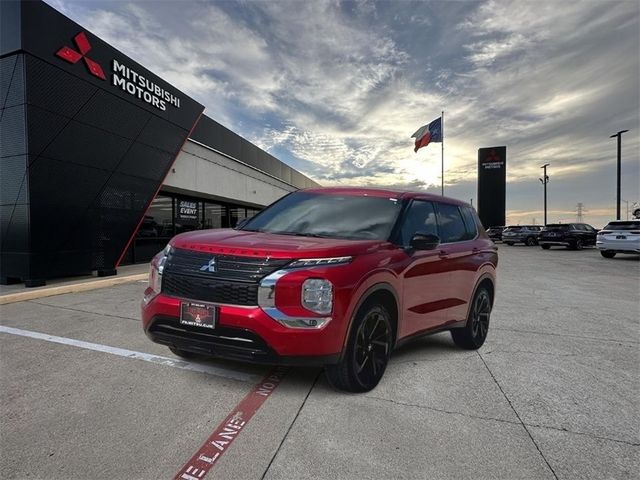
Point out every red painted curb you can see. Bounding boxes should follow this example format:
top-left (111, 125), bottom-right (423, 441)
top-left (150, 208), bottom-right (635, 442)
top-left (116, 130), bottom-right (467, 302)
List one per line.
top-left (174, 366), bottom-right (289, 480)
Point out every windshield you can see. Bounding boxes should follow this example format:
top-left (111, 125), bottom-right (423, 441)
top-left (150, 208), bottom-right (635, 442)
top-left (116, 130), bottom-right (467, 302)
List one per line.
top-left (545, 224), bottom-right (571, 231)
top-left (241, 192), bottom-right (402, 240)
top-left (603, 221), bottom-right (640, 231)
top-left (504, 226), bottom-right (522, 231)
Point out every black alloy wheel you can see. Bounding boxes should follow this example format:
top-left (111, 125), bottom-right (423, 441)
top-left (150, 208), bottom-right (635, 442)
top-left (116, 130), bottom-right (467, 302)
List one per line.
top-left (571, 238), bottom-right (583, 250)
top-left (526, 236), bottom-right (537, 246)
top-left (451, 287), bottom-right (492, 350)
top-left (326, 304), bottom-right (393, 393)
top-left (601, 250), bottom-right (616, 258)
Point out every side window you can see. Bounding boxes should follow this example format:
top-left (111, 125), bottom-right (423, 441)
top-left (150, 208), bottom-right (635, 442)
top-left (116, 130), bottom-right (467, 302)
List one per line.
top-left (436, 203), bottom-right (467, 243)
top-left (399, 200), bottom-right (437, 245)
top-left (460, 206), bottom-right (478, 239)
top-left (574, 224), bottom-right (586, 231)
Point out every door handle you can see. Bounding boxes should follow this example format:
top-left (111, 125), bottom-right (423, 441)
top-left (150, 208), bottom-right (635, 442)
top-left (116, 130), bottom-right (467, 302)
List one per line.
top-left (438, 249), bottom-right (449, 258)
top-left (472, 247), bottom-right (480, 253)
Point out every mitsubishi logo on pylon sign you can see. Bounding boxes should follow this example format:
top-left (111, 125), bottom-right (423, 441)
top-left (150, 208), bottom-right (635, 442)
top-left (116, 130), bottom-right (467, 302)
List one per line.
top-left (56, 32), bottom-right (106, 80)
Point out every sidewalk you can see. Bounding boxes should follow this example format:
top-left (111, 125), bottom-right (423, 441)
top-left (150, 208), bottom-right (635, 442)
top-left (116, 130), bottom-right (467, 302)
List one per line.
top-left (0, 263), bottom-right (150, 305)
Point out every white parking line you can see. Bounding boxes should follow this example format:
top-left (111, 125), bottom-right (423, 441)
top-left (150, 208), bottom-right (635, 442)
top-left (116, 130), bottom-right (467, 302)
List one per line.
top-left (0, 325), bottom-right (259, 383)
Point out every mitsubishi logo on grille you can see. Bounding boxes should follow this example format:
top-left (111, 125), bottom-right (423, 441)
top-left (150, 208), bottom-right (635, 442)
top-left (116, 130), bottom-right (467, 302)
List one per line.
top-left (56, 32), bottom-right (106, 80)
top-left (199, 257), bottom-right (217, 273)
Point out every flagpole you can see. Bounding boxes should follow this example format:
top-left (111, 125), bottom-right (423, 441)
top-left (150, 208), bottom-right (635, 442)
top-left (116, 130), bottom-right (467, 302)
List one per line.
top-left (441, 110), bottom-right (444, 196)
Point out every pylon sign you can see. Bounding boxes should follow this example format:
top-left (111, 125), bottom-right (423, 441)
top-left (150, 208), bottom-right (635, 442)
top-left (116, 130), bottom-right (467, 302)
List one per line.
top-left (477, 147), bottom-right (506, 228)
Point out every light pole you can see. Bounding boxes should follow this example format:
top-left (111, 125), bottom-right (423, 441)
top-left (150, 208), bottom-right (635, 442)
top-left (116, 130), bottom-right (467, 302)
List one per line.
top-left (539, 163), bottom-right (550, 226)
top-left (610, 130), bottom-right (629, 220)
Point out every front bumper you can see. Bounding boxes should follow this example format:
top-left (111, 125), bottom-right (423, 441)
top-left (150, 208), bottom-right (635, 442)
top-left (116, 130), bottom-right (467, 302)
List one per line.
top-left (141, 292), bottom-right (343, 365)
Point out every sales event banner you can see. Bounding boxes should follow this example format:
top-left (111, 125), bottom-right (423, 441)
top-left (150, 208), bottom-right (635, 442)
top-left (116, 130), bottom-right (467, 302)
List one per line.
top-left (477, 146), bottom-right (506, 229)
top-left (177, 199), bottom-right (199, 224)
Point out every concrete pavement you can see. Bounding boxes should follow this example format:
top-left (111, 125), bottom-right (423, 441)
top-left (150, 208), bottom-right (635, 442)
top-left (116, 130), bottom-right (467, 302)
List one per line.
top-left (1, 246), bottom-right (638, 479)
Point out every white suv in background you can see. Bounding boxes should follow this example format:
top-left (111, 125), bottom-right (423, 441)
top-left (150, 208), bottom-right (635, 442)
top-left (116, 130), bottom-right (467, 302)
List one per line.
top-left (596, 220), bottom-right (640, 258)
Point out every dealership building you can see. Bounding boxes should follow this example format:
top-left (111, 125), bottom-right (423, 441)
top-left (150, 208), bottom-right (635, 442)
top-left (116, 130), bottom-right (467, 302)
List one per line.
top-left (0, 0), bottom-right (318, 287)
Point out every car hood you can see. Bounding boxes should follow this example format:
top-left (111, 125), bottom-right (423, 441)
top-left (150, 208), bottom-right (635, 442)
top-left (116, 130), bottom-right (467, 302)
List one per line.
top-left (170, 229), bottom-right (391, 258)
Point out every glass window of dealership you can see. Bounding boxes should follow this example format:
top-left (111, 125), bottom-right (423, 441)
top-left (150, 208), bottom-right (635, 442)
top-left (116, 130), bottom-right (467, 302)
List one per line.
top-left (121, 192), bottom-right (261, 264)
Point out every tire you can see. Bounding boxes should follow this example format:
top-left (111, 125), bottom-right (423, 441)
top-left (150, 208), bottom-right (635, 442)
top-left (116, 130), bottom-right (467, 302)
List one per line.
top-left (169, 346), bottom-right (200, 359)
top-left (541, 244), bottom-right (551, 250)
top-left (325, 303), bottom-right (393, 393)
top-left (600, 250), bottom-right (616, 258)
top-left (505, 242), bottom-right (514, 246)
top-left (526, 237), bottom-right (537, 246)
top-left (451, 286), bottom-right (492, 350)
top-left (570, 238), bottom-right (583, 250)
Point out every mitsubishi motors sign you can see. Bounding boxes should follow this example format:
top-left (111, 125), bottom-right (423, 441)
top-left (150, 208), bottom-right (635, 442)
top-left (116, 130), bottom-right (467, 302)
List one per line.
top-left (111, 59), bottom-right (181, 111)
top-left (55, 31), bottom-right (182, 112)
top-left (56, 31), bottom-right (106, 80)
top-left (7, 1), bottom-right (201, 129)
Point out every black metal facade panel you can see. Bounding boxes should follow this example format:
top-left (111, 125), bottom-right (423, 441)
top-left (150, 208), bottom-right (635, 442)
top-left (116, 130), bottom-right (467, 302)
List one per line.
top-left (0, 0), bottom-right (21, 57)
top-left (0, 55), bottom-right (25, 109)
top-left (477, 146), bottom-right (507, 228)
top-left (1, 52), bottom-right (29, 280)
top-left (1, 1), bottom-right (203, 282)
top-left (21, 53), bottom-right (200, 279)
top-left (190, 115), bottom-right (319, 189)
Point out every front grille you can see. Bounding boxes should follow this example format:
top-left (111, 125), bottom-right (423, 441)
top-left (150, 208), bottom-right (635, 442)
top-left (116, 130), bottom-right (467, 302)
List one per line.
top-left (161, 248), bottom-right (291, 306)
top-left (162, 273), bottom-right (259, 305)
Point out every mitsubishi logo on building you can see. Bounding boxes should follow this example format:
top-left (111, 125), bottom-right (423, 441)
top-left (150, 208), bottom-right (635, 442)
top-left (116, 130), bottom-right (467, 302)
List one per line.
top-left (56, 32), bottom-right (106, 80)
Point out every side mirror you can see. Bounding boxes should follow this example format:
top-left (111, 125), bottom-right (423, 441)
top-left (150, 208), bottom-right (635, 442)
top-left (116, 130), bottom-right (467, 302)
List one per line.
top-left (410, 233), bottom-right (440, 250)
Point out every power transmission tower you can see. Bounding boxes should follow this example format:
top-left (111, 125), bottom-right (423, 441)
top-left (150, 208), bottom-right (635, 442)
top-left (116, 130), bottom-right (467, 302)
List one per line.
top-left (575, 203), bottom-right (587, 222)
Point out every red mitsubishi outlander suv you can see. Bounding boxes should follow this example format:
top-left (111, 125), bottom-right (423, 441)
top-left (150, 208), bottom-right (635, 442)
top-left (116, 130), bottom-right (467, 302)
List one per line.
top-left (142, 188), bottom-right (498, 392)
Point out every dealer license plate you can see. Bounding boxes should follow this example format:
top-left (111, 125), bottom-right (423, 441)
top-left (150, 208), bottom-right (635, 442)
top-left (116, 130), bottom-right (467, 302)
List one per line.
top-left (180, 302), bottom-right (216, 329)
top-left (616, 235), bottom-right (627, 239)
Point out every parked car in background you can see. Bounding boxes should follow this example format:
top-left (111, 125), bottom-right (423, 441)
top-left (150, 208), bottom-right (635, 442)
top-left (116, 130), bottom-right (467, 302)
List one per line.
top-left (539, 223), bottom-right (598, 250)
top-left (141, 188), bottom-right (498, 392)
top-left (501, 225), bottom-right (543, 246)
top-left (596, 220), bottom-right (640, 258)
top-left (486, 226), bottom-right (505, 242)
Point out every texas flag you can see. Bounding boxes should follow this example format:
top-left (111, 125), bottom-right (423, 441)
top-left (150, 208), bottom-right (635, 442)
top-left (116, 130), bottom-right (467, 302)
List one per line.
top-left (411, 117), bottom-right (442, 152)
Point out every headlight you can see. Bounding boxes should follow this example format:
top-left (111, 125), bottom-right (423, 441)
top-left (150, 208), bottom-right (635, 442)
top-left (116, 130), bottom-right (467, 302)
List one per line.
top-left (149, 263), bottom-right (162, 294)
top-left (301, 278), bottom-right (333, 315)
top-left (144, 244), bottom-right (171, 302)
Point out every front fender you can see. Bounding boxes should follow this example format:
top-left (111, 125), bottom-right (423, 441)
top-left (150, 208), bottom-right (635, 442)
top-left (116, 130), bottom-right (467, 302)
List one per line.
top-left (338, 269), bottom-right (402, 355)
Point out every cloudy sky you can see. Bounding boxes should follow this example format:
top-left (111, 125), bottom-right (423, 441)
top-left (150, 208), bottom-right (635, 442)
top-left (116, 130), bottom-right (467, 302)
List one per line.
top-left (48, 0), bottom-right (639, 227)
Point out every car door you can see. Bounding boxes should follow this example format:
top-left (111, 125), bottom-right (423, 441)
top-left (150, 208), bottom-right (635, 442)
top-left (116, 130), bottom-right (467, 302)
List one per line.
top-left (435, 203), bottom-right (478, 324)
top-left (397, 200), bottom-right (450, 338)
top-left (574, 224), bottom-right (589, 244)
top-left (584, 224), bottom-right (598, 245)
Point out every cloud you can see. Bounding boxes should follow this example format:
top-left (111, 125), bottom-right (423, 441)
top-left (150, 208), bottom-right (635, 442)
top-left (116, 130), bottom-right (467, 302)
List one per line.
top-left (46, 0), bottom-right (639, 227)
